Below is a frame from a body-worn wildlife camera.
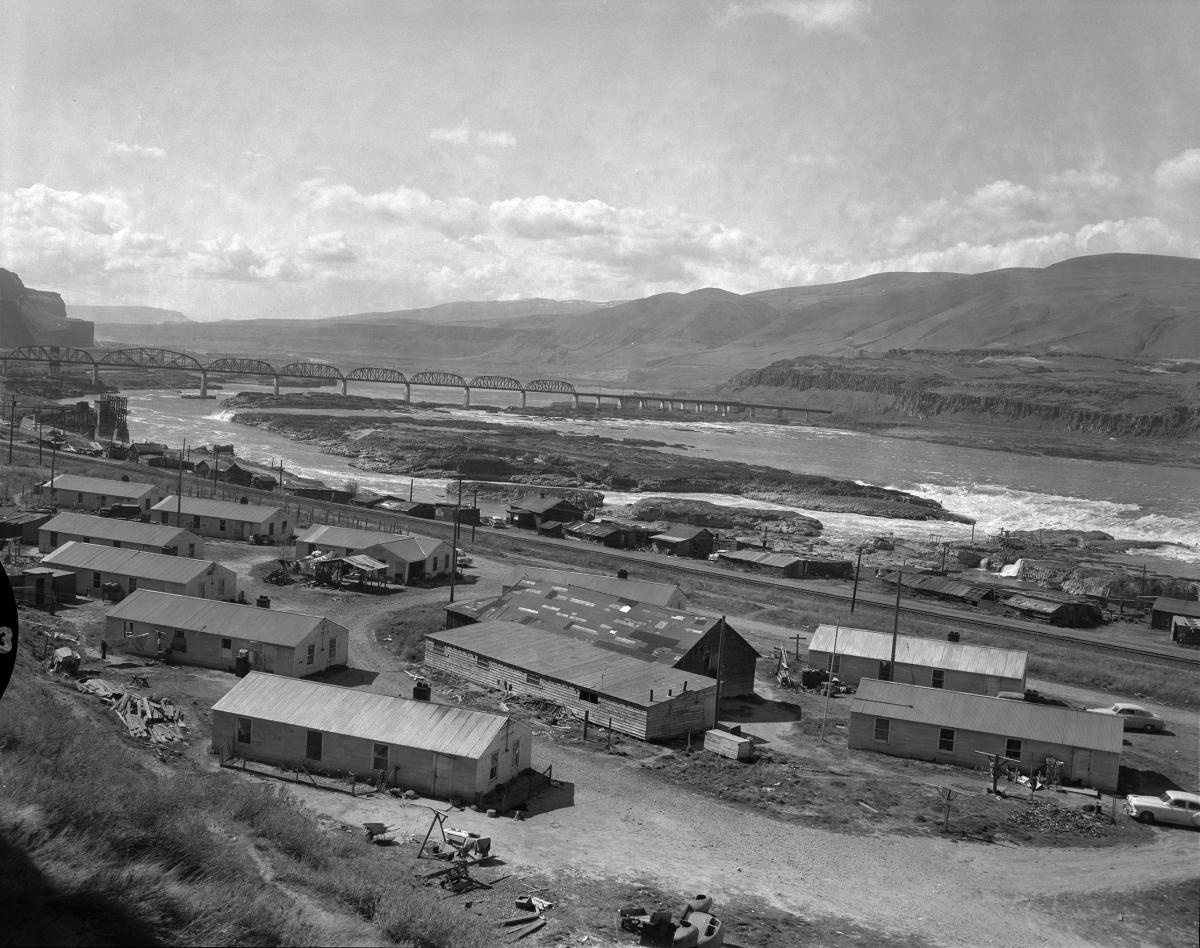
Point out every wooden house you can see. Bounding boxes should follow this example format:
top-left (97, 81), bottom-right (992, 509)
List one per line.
top-left (361, 536), bottom-right (453, 584)
top-left (425, 621), bottom-right (717, 741)
top-left (807, 624), bottom-right (1026, 695)
top-left (45, 474), bottom-right (160, 512)
top-left (1150, 597), bottom-right (1200, 632)
top-left (849, 679), bottom-right (1123, 792)
top-left (152, 495), bottom-right (288, 542)
top-left (39, 512), bottom-right (203, 557)
top-left (1171, 615), bottom-right (1200, 646)
top-left (105, 589), bottom-right (345, 675)
top-left (0, 511), bottom-right (53, 546)
top-left (211, 672), bottom-right (533, 803)
top-left (445, 578), bottom-right (758, 697)
top-left (649, 526), bottom-right (718, 559)
top-left (294, 524), bottom-right (400, 558)
top-left (506, 493), bottom-right (585, 530)
top-left (41, 541), bottom-right (236, 600)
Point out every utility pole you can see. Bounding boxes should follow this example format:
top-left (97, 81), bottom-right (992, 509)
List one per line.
top-left (48, 439), bottom-right (58, 505)
top-left (819, 622), bottom-right (840, 742)
top-left (448, 475), bottom-right (463, 603)
top-left (850, 545), bottom-right (864, 613)
top-left (887, 570), bottom-right (902, 681)
top-left (176, 438), bottom-right (186, 524)
top-left (7, 394), bottom-right (15, 465)
top-left (711, 616), bottom-right (727, 729)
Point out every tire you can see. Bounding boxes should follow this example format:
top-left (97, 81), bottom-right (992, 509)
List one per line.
top-left (1143, 724), bottom-right (1155, 733)
top-left (1137, 811), bottom-right (1155, 825)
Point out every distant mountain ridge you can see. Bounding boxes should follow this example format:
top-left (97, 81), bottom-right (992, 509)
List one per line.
top-left (72, 305), bottom-right (190, 325)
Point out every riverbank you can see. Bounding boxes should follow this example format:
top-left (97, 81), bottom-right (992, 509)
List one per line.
top-left (223, 392), bottom-right (973, 524)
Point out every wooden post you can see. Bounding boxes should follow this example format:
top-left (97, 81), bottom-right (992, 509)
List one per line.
top-left (607, 717), bottom-right (613, 750)
top-left (819, 622), bottom-right (840, 743)
top-left (583, 709), bottom-right (589, 740)
top-left (793, 633), bottom-right (801, 661)
top-left (850, 545), bottom-right (863, 612)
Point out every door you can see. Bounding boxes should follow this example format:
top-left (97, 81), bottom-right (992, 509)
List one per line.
top-left (1073, 748), bottom-right (1092, 784)
top-left (434, 754), bottom-right (453, 798)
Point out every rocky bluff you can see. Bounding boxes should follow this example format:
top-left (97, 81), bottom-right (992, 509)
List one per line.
top-left (0, 268), bottom-right (94, 348)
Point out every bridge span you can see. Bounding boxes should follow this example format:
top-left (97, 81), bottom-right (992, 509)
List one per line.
top-left (0, 345), bottom-right (832, 421)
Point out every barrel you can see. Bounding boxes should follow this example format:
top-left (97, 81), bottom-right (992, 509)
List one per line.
top-left (412, 681), bottom-right (432, 701)
top-left (256, 595), bottom-right (271, 609)
top-left (234, 650), bottom-right (251, 677)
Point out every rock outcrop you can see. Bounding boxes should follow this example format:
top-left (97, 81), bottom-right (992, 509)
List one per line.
top-left (0, 268), bottom-right (94, 348)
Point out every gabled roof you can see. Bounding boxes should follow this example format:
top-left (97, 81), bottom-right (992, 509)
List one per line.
top-left (651, 525), bottom-right (714, 542)
top-left (151, 495), bottom-right (282, 523)
top-left (41, 512), bottom-right (193, 547)
top-left (363, 535), bottom-right (450, 562)
top-left (504, 567), bottom-right (684, 608)
top-left (718, 550), bottom-right (801, 568)
top-left (448, 579), bottom-right (737, 665)
top-left (809, 625), bottom-right (1027, 681)
top-left (295, 524), bottom-right (401, 550)
top-left (107, 589), bottom-right (336, 647)
top-left (42, 542), bottom-right (223, 584)
top-left (563, 520), bottom-right (623, 539)
top-left (48, 474), bottom-right (157, 499)
top-left (213, 672), bottom-right (518, 758)
top-left (1152, 597), bottom-right (1200, 619)
top-left (851, 679), bottom-right (1123, 753)
top-left (428, 622), bottom-right (716, 708)
top-left (508, 494), bottom-right (584, 515)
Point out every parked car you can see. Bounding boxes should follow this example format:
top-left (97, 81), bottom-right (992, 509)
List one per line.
top-left (1124, 790), bottom-right (1200, 827)
top-left (456, 552), bottom-right (472, 568)
top-left (1086, 702), bottom-right (1166, 732)
top-left (489, 517), bottom-right (507, 528)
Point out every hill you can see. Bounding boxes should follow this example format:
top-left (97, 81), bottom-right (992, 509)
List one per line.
top-left (72, 304), bottom-right (190, 326)
top-left (0, 268), bottom-right (94, 348)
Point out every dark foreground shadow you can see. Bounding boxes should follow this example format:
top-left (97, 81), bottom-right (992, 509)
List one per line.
top-left (310, 666), bottom-right (379, 687)
top-left (1118, 766), bottom-right (1183, 795)
top-left (520, 779), bottom-right (576, 818)
top-left (719, 696), bottom-right (805, 725)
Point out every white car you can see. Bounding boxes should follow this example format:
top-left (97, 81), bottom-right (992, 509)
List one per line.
top-left (1086, 702), bottom-right (1166, 732)
top-left (1124, 790), bottom-right (1200, 828)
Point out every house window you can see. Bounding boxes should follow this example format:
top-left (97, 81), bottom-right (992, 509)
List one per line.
top-left (92, 571), bottom-right (101, 589)
top-left (372, 744), bottom-right (389, 773)
top-left (489, 751), bottom-right (499, 781)
top-left (306, 730), bottom-right (323, 761)
top-left (99, 496), bottom-right (106, 506)
top-left (77, 492), bottom-right (84, 503)
top-left (938, 727), bottom-right (955, 752)
top-left (160, 512), bottom-right (169, 524)
top-left (579, 688), bottom-right (600, 704)
top-left (236, 717), bottom-right (252, 743)
top-left (124, 620), bottom-right (133, 636)
top-left (219, 519), bottom-right (226, 532)
top-left (192, 515), bottom-right (200, 529)
top-left (877, 661), bottom-right (892, 682)
top-left (171, 630), bottom-right (187, 653)
top-left (128, 577), bottom-right (137, 592)
top-left (268, 522), bottom-right (275, 535)
top-left (429, 640), bottom-right (445, 654)
top-left (1005, 738), bottom-right (1022, 760)
top-left (476, 655), bottom-right (490, 669)
top-left (526, 672), bottom-right (541, 687)
top-left (188, 544), bottom-right (195, 557)
top-left (512, 738), bottom-right (521, 769)
top-left (220, 637), bottom-right (232, 658)
top-left (873, 717), bottom-right (890, 742)
top-left (931, 669), bottom-right (945, 689)
top-left (328, 638), bottom-right (337, 661)
top-left (307, 644), bottom-right (315, 666)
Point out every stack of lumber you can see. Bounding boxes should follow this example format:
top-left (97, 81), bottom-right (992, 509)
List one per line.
top-left (76, 678), bottom-right (187, 744)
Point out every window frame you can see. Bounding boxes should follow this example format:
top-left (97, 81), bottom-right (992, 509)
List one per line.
top-left (489, 751), bottom-right (499, 781)
top-left (873, 717), bottom-right (890, 742)
top-left (1005, 737), bottom-right (1022, 760)
top-left (579, 688), bottom-right (600, 704)
top-left (372, 743), bottom-right (389, 774)
top-left (931, 669), bottom-right (945, 689)
top-left (938, 727), bottom-right (955, 752)
top-left (236, 717), bottom-right (252, 744)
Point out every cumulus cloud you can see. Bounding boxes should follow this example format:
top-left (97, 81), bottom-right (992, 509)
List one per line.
top-left (104, 140), bottom-right (167, 159)
top-left (189, 235), bottom-right (306, 282)
top-left (476, 129), bottom-right (517, 148)
top-left (430, 124), bottom-right (471, 145)
top-left (719, 0), bottom-right (871, 32)
top-left (302, 230), bottom-right (357, 263)
top-left (1154, 148), bottom-right (1200, 191)
top-left (431, 124), bottom-right (517, 147)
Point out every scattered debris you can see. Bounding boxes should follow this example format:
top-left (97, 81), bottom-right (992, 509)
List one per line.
top-left (1007, 798), bottom-right (1113, 838)
top-left (76, 677), bottom-right (187, 744)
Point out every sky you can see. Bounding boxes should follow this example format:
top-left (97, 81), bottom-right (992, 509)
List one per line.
top-left (3, 0), bottom-right (1199, 321)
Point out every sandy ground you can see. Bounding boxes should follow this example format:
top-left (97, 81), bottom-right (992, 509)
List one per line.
top-left (53, 539), bottom-right (1200, 947)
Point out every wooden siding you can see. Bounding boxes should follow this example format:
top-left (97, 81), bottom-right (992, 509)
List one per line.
top-left (211, 709), bottom-right (531, 802)
top-left (810, 650), bottom-right (1024, 696)
top-left (48, 561), bottom-right (236, 601)
top-left (675, 624), bottom-right (758, 698)
top-left (424, 642), bottom-right (715, 741)
top-left (51, 485), bottom-right (159, 512)
top-left (39, 528), bottom-right (203, 557)
top-left (157, 509), bottom-right (289, 541)
top-left (847, 713), bottom-right (1121, 792)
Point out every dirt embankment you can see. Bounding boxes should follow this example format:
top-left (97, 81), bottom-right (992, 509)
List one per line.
top-left (225, 393), bottom-right (972, 524)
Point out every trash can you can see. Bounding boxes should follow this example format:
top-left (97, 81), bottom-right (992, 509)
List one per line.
top-left (412, 681), bottom-right (432, 701)
top-left (256, 595), bottom-right (271, 609)
top-left (235, 649), bottom-right (251, 677)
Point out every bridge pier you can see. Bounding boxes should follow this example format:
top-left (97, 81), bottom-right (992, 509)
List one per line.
top-left (341, 378), bottom-right (348, 396)
top-left (48, 359), bottom-right (61, 379)
top-left (520, 390), bottom-right (527, 409)
top-left (463, 387), bottom-right (471, 409)
top-left (199, 370), bottom-right (208, 398)
top-left (777, 408), bottom-right (784, 420)
top-left (272, 375), bottom-right (280, 396)
top-left (572, 393), bottom-right (580, 409)
top-left (403, 382), bottom-right (410, 404)
top-left (92, 364), bottom-right (100, 385)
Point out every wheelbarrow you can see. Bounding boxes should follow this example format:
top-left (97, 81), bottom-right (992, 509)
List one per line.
top-left (362, 821), bottom-right (404, 843)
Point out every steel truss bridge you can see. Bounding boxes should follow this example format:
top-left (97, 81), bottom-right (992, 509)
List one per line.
top-left (0, 345), bottom-right (831, 420)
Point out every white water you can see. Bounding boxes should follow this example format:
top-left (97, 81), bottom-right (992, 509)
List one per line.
top-left (117, 386), bottom-right (1200, 568)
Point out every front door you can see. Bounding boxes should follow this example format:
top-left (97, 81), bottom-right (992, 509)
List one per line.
top-left (434, 754), bottom-right (453, 798)
top-left (1073, 748), bottom-right (1092, 784)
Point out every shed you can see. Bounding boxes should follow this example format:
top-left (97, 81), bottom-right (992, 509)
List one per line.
top-left (39, 512), bottom-right (204, 557)
top-left (649, 526), bottom-right (718, 559)
top-left (294, 524), bottom-right (402, 558)
top-left (1151, 597), bottom-right (1200, 632)
top-left (361, 535), bottom-right (453, 584)
top-left (152, 495), bottom-right (288, 542)
top-left (506, 493), bottom-right (585, 530)
top-left (1171, 615), bottom-right (1200, 646)
top-left (382, 500), bottom-right (436, 519)
top-left (0, 511), bottom-right (53, 545)
top-left (16, 567), bottom-right (77, 607)
top-left (444, 579), bottom-right (758, 697)
top-left (45, 474), bottom-right (160, 512)
top-left (849, 679), bottom-right (1123, 792)
top-left (503, 567), bottom-right (686, 609)
top-left (1002, 593), bottom-right (1102, 628)
top-left (41, 541), bottom-right (236, 601)
top-left (211, 672), bottom-right (533, 803)
top-left (425, 622), bottom-right (717, 741)
top-left (564, 520), bottom-right (656, 549)
top-left (716, 549), bottom-right (803, 577)
top-left (105, 589), bottom-right (345, 674)
top-left (807, 624), bottom-right (1027, 695)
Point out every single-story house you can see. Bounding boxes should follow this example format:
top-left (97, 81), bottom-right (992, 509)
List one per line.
top-left (435, 504), bottom-right (480, 524)
top-left (44, 474), bottom-right (160, 512)
top-left (192, 459), bottom-right (278, 490)
top-left (294, 524), bottom-right (402, 558)
top-left (506, 493), bottom-right (585, 530)
top-left (16, 566), bottom-right (77, 607)
top-left (807, 624), bottom-right (1027, 695)
top-left (39, 512), bottom-right (204, 557)
top-left (1002, 594), bottom-right (1102, 628)
top-left (1171, 615), bottom-right (1200, 646)
top-left (849, 679), bottom-right (1123, 792)
top-left (152, 495), bottom-right (288, 541)
top-left (1151, 597), bottom-right (1200, 632)
top-left (503, 567), bottom-right (686, 609)
top-left (563, 520), bottom-right (657, 549)
top-left (381, 499), bottom-right (436, 519)
top-left (877, 569), bottom-right (995, 606)
top-left (211, 672), bottom-right (533, 803)
top-left (0, 511), bottom-right (53, 546)
top-left (425, 621), bottom-right (717, 741)
top-left (40, 541), bottom-right (236, 600)
top-left (361, 535), bottom-right (453, 584)
top-left (716, 549), bottom-right (804, 578)
top-left (105, 589), bottom-right (345, 675)
top-left (650, 526), bottom-right (718, 559)
top-left (445, 578), bottom-right (758, 697)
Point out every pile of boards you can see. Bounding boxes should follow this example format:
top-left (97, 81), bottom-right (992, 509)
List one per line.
top-left (77, 677), bottom-right (187, 744)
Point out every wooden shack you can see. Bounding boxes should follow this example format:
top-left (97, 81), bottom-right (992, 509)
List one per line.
top-left (152, 495), bottom-right (288, 542)
top-left (45, 474), bottom-right (160, 512)
top-left (41, 541), bottom-right (236, 601)
top-left (39, 512), bottom-right (203, 557)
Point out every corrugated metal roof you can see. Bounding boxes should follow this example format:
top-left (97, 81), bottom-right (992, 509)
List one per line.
top-left (509, 494), bottom-right (583, 515)
top-left (1002, 594), bottom-right (1063, 615)
top-left (850, 679), bottom-right (1123, 753)
top-left (41, 512), bottom-right (193, 547)
top-left (504, 568), bottom-right (683, 608)
top-left (151, 495), bottom-right (281, 523)
top-left (295, 524), bottom-right (402, 549)
top-left (718, 550), bottom-right (801, 569)
top-left (107, 589), bottom-right (334, 646)
top-left (42, 541), bottom-right (222, 583)
top-left (565, 521), bottom-right (623, 539)
top-left (340, 554), bottom-right (387, 571)
top-left (428, 621), bottom-right (716, 707)
top-left (809, 625), bottom-right (1027, 680)
top-left (48, 474), bottom-right (156, 499)
top-left (651, 526), bottom-right (712, 542)
top-left (364, 535), bottom-right (450, 561)
top-left (1153, 597), bottom-right (1200, 619)
top-left (453, 579), bottom-right (729, 664)
top-left (212, 672), bottom-right (515, 758)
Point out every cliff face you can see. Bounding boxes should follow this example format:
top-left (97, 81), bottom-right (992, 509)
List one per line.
top-left (0, 268), bottom-right (94, 347)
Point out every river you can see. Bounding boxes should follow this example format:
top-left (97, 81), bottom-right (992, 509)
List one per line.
top-left (115, 385), bottom-right (1200, 570)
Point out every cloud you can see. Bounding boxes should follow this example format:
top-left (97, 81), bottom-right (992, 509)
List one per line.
top-left (720, 0), bottom-right (871, 32)
top-left (302, 230), bottom-right (357, 263)
top-left (431, 124), bottom-right (517, 147)
top-left (240, 151), bottom-right (269, 161)
top-left (475, 129), bottom-right (516, 148)
top-left (430, 124), bottom-right (471, 145)
top-left (300, 179), bottom-right (484, 237)
top-left (104, 140), bottom-right (167, 159)
top-left (1154, 149), bottom-right (1200, 191)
